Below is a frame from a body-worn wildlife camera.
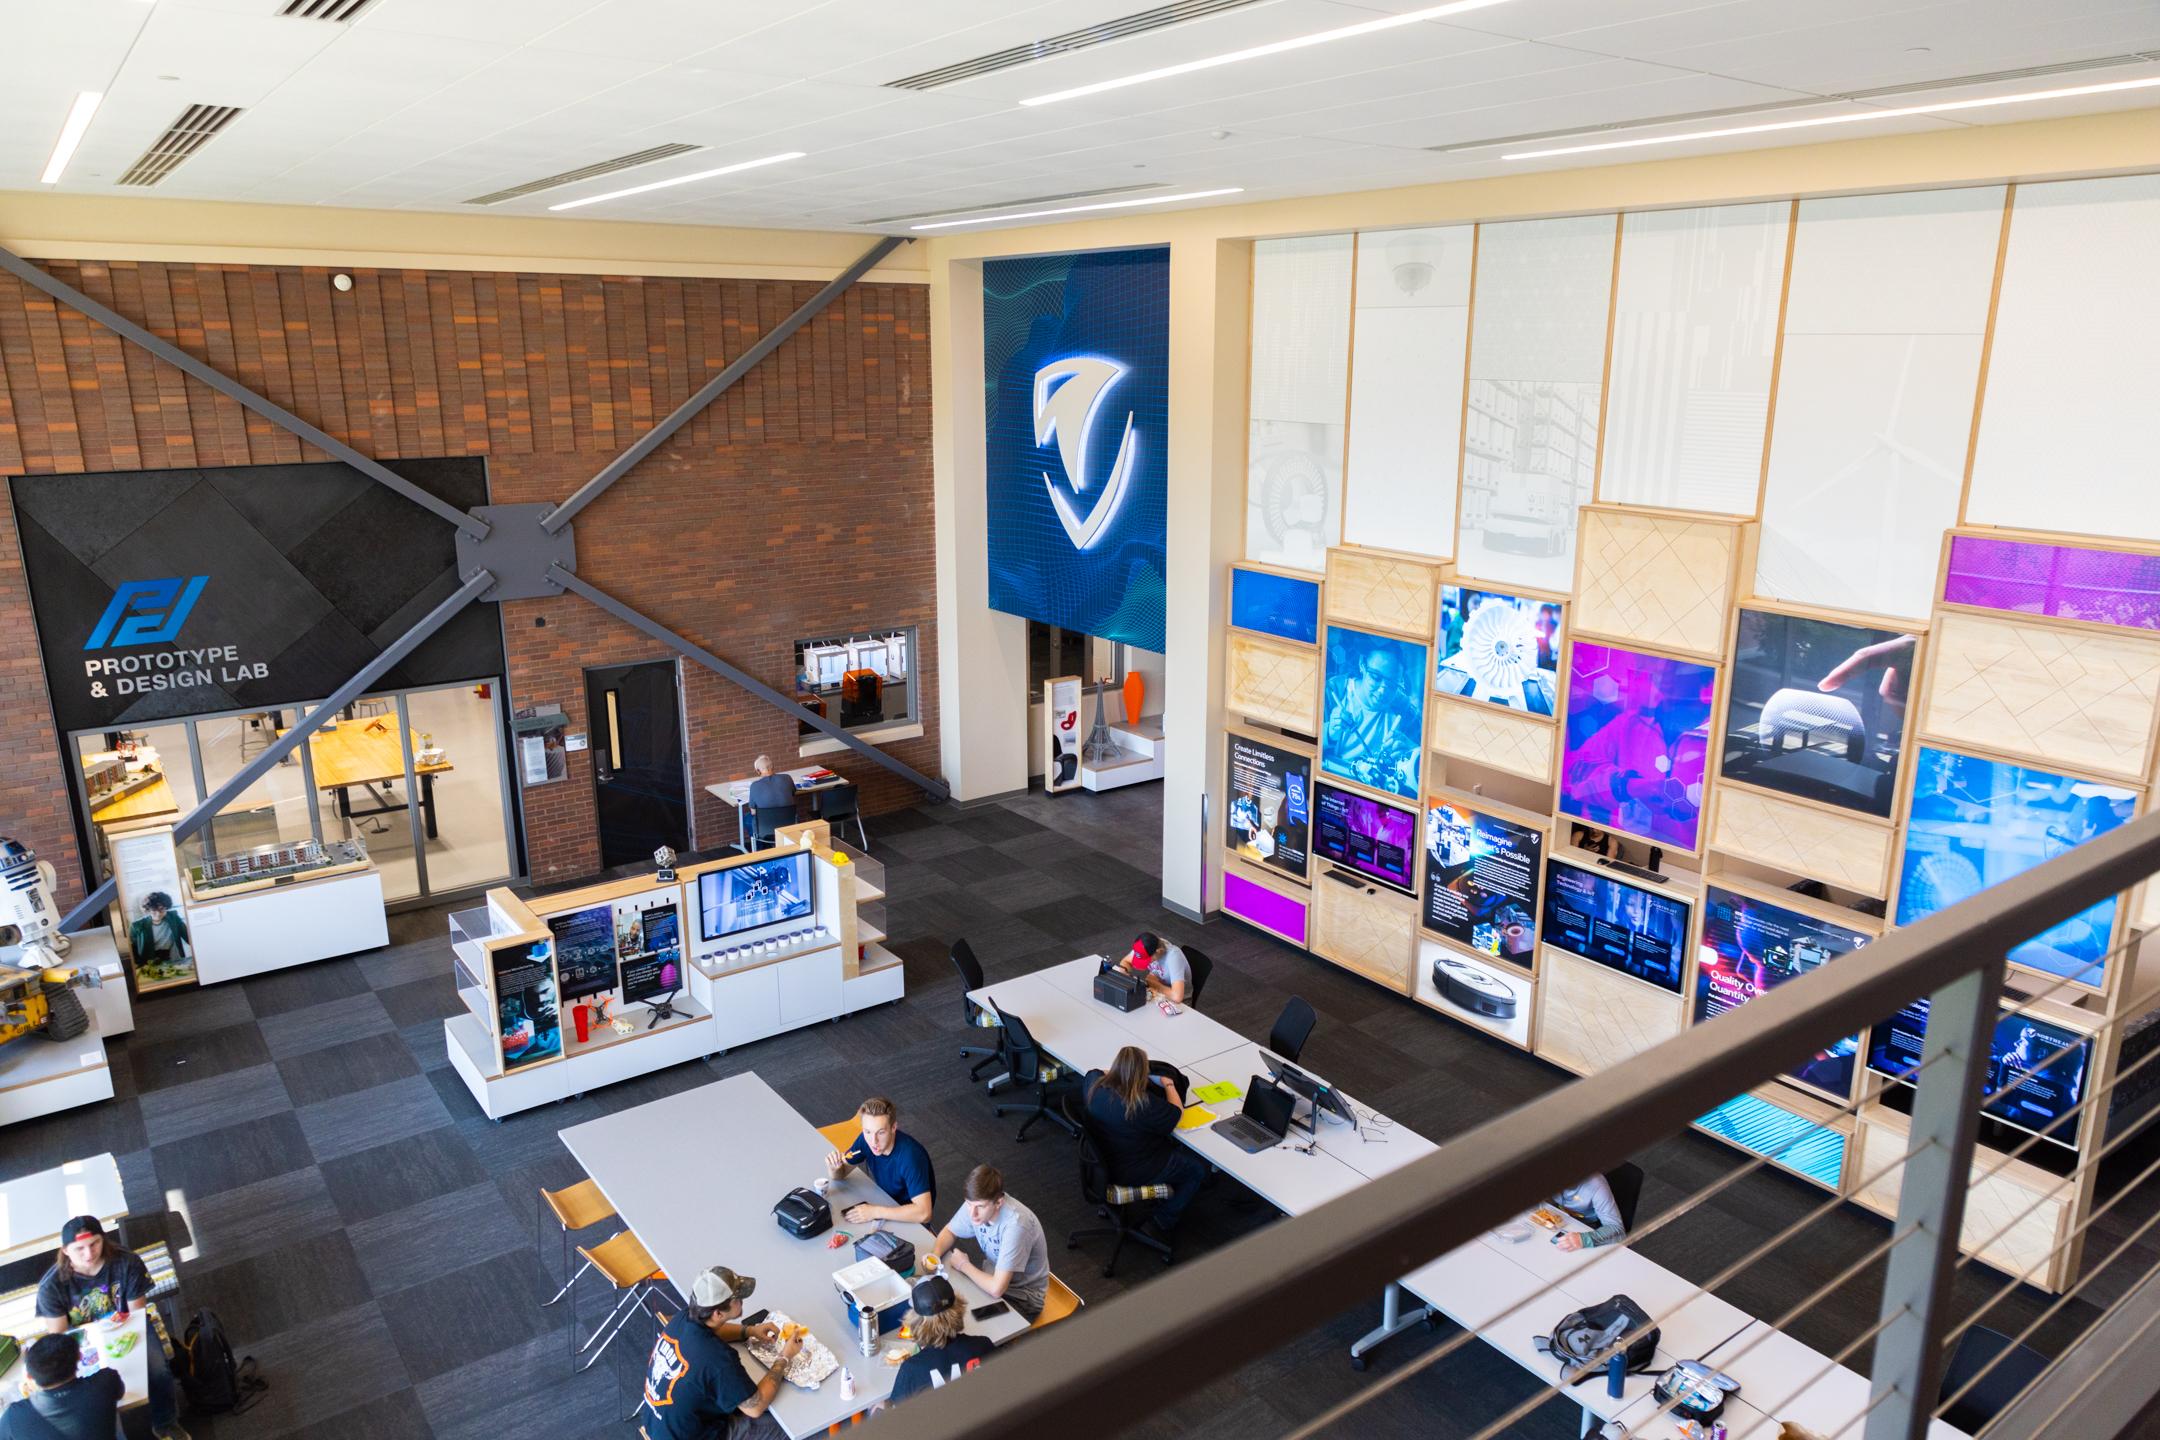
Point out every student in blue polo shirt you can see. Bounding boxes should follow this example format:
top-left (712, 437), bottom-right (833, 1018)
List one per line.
top-left (822, 1096), bottom-right (936, 1226)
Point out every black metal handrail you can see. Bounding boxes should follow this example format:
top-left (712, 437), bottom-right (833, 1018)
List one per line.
top-left (872, 809), bottom-right (2160, 1440)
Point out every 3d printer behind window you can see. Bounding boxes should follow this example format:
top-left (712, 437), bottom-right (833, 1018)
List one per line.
top-left (794, 628), bottom-right (913, 734)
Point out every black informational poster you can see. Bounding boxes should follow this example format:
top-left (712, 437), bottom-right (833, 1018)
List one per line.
top-left (549, 905), bottom-right (617, 1001)
top-left (1226, 735), bottom-right (1310, 880)
top-left (1869, 1000), bottom-right (2091, 1149)
top-left (493, 938), bottom-right (562, 1072)
top-left (1539, 862), bottom-right (1689, 992)
top-left (1422, 799), bottom-right (1541, 968)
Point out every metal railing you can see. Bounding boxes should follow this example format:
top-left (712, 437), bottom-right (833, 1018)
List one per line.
top-left (875, 809), bottom-right (2160, 1440)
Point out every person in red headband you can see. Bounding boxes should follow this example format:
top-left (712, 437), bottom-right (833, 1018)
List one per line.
top-left (1115, 932), bottom-right (1192, 1005)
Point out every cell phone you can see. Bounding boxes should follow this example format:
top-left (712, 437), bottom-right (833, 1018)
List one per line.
top-left (1157, 1001), bottom-right (1182, 1016)
top-left (971, 1301), bottom-right (1010, 1321)
top-left (743, 1308), bottom-right (769, 1327)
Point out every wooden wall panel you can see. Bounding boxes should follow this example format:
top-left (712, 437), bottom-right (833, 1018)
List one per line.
top-left (1310, 880), bottom-right (1414, 992)
top-left (1533, 948), bottom-right (1685, 1076)
top-left (1918, 611), bottom-right (2160, 782)
top-left (1226, 631), bottom-right (1320, 734)
top-left (1325, 548), bottom-right (1440, 639)
top-left (1855, 1118), bottom-right (2072, 1291)
top-left (1430, 700), bottom-right (1555, 784)
top-left (1573, 507), bottom-right (1749, 659)
top-left (1709, 787), bottom-right (1893, 897)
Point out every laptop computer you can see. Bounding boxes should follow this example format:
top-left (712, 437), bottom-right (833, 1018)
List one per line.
top-left (1210, 1077), bottom-right (1295, 1153)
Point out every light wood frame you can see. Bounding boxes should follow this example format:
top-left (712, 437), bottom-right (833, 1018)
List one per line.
top-left (1570, 503), bottom-right (1760, 663)
top-left (1310, 871), bottom-right (1416, 994)
top-left (1226, 629), bottom-right (1322, 736)
top-left (1431, 576), bottom-right (1568, 729)
top-left (1224, 723), bottom-right (1317, 890)
top-left (1324, 544), bottom-right (1442, 642)
top-left (1533, 944), bottom-right (1689, 1078)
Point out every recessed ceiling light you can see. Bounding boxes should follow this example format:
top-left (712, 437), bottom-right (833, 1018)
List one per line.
top-left (41, 93), bottom-right (103, 184)
top-left (547, 151), bottom-right (806, 210)
top-left (1021, 0), bottom-right (1513, 106)
top-left (912, 187), bottom-right (1243, 229)
top-left (1506, 72), bottom-right (2160, 159)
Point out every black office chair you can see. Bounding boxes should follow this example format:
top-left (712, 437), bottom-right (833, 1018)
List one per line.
top-left (816, 781), bottom-right (870, 850)
top-left (952, 939), bottom-right (1003, 1081)
top-left (1938, 1325), bottom-right (2050, 1433)
top-left (1603, 1162), bottom-right (1644, 1233)
top-left (1063, 1093), bottom-right (1174, 1276)
top-left (1269, 996), bottom-right (1318, 1065)
top-left (747, 803), bottom-right (797, 851)
top-left (1182, 947), bottom-right (1213, 1009)
top-left (989, 1011), bottom-right (1079, 1141)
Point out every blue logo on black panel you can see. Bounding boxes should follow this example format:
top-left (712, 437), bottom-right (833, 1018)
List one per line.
top-left (85, 577), bottom-right (208, 648)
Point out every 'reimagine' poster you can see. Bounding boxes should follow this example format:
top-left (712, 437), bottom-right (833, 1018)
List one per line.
top-left (1422, 799), bottom-right (1542, 967)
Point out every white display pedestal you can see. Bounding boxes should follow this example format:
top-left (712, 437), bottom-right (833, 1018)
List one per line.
top-left (0, 1005), bottom-right (116, 1126)
top-left (191, 868), bottom-right (390, 983)
top-left (1080, 715), bottom-right (1165, 791)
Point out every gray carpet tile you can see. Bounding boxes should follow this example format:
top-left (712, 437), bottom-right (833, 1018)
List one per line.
top-left (297, 1072), bottom-right (457, 1164)
top-left (277, 1031), bottom-right (423, 1109)
top-left (317, 1123), bottom-right (491, 1226)
top-left (138, 1061), bottom-right (293, 1144)
top-left (209, 1301), bottom-right (414, 1439)
top-left (241, 956), bottom-right (374, 1018)
top-left (411, 1329), bottom-right (621, 1440)
top-left (179, 1228), bottom-right (375, 1349)
top-left (179, 1164), bottom-right (345, 1270)
top-left (129, 1017), bottom-right (275, 1095)
top-left (376, 1249), bottom-right (567, 1385)
top-left (345, 1181), bottom-right (527, 1296)
top-left (152, 1109), bottom-right (316, 1201)
top-left (259, 990), bottom-right (399, 1062)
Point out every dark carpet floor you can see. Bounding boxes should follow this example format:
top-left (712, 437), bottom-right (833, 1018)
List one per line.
top-left (5, 778), bottom-right (2149, 1440)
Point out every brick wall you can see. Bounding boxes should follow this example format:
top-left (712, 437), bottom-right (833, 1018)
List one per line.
top-left (0, 259), bottom-right (935, 901)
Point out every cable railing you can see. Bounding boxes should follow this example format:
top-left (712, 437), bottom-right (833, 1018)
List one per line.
top-left (872, 808), bottom-right (2160, 1440)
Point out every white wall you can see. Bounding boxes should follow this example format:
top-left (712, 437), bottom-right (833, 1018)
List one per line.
top-left (1245, 236), bottom-right (1352, 574)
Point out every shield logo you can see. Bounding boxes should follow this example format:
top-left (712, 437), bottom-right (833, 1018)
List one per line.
top-left (1033, 357), bottom-right (1138, 551)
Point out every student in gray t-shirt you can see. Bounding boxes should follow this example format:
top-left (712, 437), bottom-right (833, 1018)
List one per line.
top-left (926, 1165), bottom-right (1050, 1322)
top-left (1120, 932), bottom-right (1192, 1004)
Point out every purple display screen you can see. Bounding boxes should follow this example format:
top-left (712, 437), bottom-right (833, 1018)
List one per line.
top-left (1944, 535), bottom-right (2160, 631)
top-left (1311, 782), bottom-right (1417, 893)
top-left (1223, 870), bottom-right (1308, 946)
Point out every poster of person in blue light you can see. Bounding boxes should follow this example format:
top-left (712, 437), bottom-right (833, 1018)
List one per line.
top-left (1321, 626), bottom-right (1426, 801)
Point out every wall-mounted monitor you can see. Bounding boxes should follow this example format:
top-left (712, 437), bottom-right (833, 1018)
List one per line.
top-left (1230, 566), bottom-right (1322, 646)
top-left (1897, 747), bottom-right (2136, 987)
top-left (1720, 608), bottom-right (1915, 818)
top-left (1868, 1000), bottom-right (2092, 1150)
top-left (699, 852), bottom-right (816, 941)
top-left (1423, 797), bottom-right (1542, 968)
top-left (548, 904), bottom-right (619, 1001)
top-left (1311, 782), bottom-right (1416, 894)
top-left (1321, 625), bottom-right (1427, 802)
top-left (1226, 732), bottom-right (1310, 881)
top-left (1540, 860), bottom-right (1689, 992)
top-left (1559, 641), bottom-right (1718, 853)
top-left (1695, 885), bottom-right (1871, 1100)
top-left (1435, 586), bottom-right (1562, 715)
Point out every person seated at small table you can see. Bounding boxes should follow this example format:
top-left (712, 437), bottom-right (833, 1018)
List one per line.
top-left (925, 1166), bottom-right (1051, 1323)
top-left (823, 1096), bottom-right (936, 1226)
top-left (642, 1265), bottom-right (801, 1440)
top-left (746, 755), bottom-right (797, 812)
top-left (37, 1216), bottom-right (185, 1440)
top-left (2, 1332), bottom-right (123, 1440)
top-left (1551, 1173), bottom-right (1626, 1252)
top-left (1115, 931), bottom-right (1192, 1003)
top-left (1084, 1045), bottom-right (1209, 1246)
top-left (870, 1277), bottom-right (995, 1414)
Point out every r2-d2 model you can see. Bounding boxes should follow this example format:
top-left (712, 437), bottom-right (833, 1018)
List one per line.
top-left (1, 837), bottom-right (74, 965)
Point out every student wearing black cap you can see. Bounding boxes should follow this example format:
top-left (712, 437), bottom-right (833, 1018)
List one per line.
top-left (874, 1277), bottom-right (995, 1411)
top-left (641, 1264), bottom-right (800, 1440)
top-left (35, 1216), bottom-right (185, 1440)
top-left (1, 1332), bottom-right (122, 1440)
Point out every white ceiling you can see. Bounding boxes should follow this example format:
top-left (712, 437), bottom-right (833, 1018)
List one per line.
top-left (8, 0), bottom-right (2160, 233)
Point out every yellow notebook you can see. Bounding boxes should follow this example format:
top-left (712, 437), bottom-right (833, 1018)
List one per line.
top-left (1177, 1106), bottom-right (1215, 1131)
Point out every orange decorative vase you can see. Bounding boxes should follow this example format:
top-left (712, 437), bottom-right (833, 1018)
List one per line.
top-left (1122, 671), bottom-right (1145, 724)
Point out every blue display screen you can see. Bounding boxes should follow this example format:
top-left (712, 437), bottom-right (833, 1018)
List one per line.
top-left (1231, 567), bottom-right (1321, 645)
top-left (1695, 1093), bottom-right (1847, 1189)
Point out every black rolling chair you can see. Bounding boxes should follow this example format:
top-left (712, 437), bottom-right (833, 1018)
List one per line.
top-left (989, 1011), bottom-right (1079, 1141)
top-left (747, 803), bottom-right (797, 851)
top-left (1063, 1093), bottom-right (1174, 1276)
top-left (1938, 1325), bottom-right (2050, 1434)
top-left (1269, 996), bottom-right (1318, 1065)
top-left (951, 939), bottom-right (1003, 1081)
top-left (1182, 947), bottom-right (1213, 1009)
top-left (816, 781), bottom-right (870, 850)
top-left (1603, 1162), bottom-right (1644, 1232)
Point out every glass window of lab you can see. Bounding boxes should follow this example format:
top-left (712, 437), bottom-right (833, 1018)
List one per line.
top-left (794, 626), bottom-right (917, 733)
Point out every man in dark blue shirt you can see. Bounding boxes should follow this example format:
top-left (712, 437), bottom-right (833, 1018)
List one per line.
top-left (823, 1096), bottom-right (936, 1227)
top-left (1, 1332), bottom-right (124, 1440)
top-left (642, 1266), bottom-right (800, 1440)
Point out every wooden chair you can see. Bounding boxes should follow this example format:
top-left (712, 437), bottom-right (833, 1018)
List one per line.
top-left (539, 1178), bottom-right (618, 1307)
top-left (1032, 1275), bottom-right (1084, 1329)
top-left (818, 1118), bottom-right (859, 1151)
top-left (574, 1230), bottom-right (665, 1373)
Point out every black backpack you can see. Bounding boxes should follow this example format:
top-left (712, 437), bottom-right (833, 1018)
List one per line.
top-left (178, 1307), bottom-right (267, 1415)
top-left (1534, 1294), bottom-right (1659, 1384)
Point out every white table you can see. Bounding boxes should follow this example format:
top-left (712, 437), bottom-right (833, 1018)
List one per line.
top-left (706, 768), bottom-right (848, 852)
top-left (0, 1155), bottom-right (126, 1265)
top-left (1, 1311), bottom-right (150, 1411)
top-left (560, 1073), bottom-right (1030, 1438)
top-left (974, 965), bottom-right (1248, 1072)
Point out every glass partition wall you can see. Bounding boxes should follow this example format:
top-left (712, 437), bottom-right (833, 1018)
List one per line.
top-left (70, 677), bottom-right (516, 908)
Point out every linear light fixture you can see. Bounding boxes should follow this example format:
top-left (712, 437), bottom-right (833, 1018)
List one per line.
top-left (1505, 72), bottom-right (2160, 159)
top-left (912, 187), bottom-right (1243, 229)
top-left (547, 151), bottom-right (806, 211)
top-left (42, 92), bottom-right (103, 184)
top-left (1021, 0), bottom-right (1512, 106)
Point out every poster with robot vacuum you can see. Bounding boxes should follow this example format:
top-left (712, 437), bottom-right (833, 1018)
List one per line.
top-left (1414, 938), bottom-right (1534, 1049)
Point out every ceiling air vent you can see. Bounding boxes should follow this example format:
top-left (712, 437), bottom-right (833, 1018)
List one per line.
top-left (887, 0), bottom-right (1270, 90)
top-left (117, 105), bottom-right (243, 187)
top-left (280, 0), bottom-right (381, 21)
top-left (463, 143), bottom-right (707, 206)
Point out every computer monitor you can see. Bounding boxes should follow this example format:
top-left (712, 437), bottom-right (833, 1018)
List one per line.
top-left (699, 851), bottom-right (815, 941)
top-left (1259, 1049), bottom-right (1319, 1101)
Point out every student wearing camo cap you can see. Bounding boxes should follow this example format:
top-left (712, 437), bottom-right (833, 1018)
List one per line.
top-left (641, 1265), bottom-right (801, 1440)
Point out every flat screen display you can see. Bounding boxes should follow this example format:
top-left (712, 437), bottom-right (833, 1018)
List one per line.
top-left (1868, 1000), bottom-right (2091, 1149)
top-left (1695, 886), bottom-right (1870, 1099)
top-left (620, 906), bottom-right (683, 1004)
top-left (1311, 782), bottom-right (1416, 894)
top-left (1436, 586), bottom-right (1561, 715)
top-left (548, 905), bottom-right (618, 1001)
top-left (1540, 861), bottom-right (1689, 992)
top-left (699, 852), bottom-right (815, 941)
top-left (1423, 799), bottom-right (1541, 967)
top-left (1897, 747), bottom-right (2137, 986)
top-left (1321, 626), bottom-right (1427, 802)
top-left (1559, 641), bottom-right (1717, 853)
top-left (1227, 734), bottom-right (1310, 881)
top-left (1230, 567), bottom-right (1321, 645)
top-left (1720, 609), bottom-right (1914, 818)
